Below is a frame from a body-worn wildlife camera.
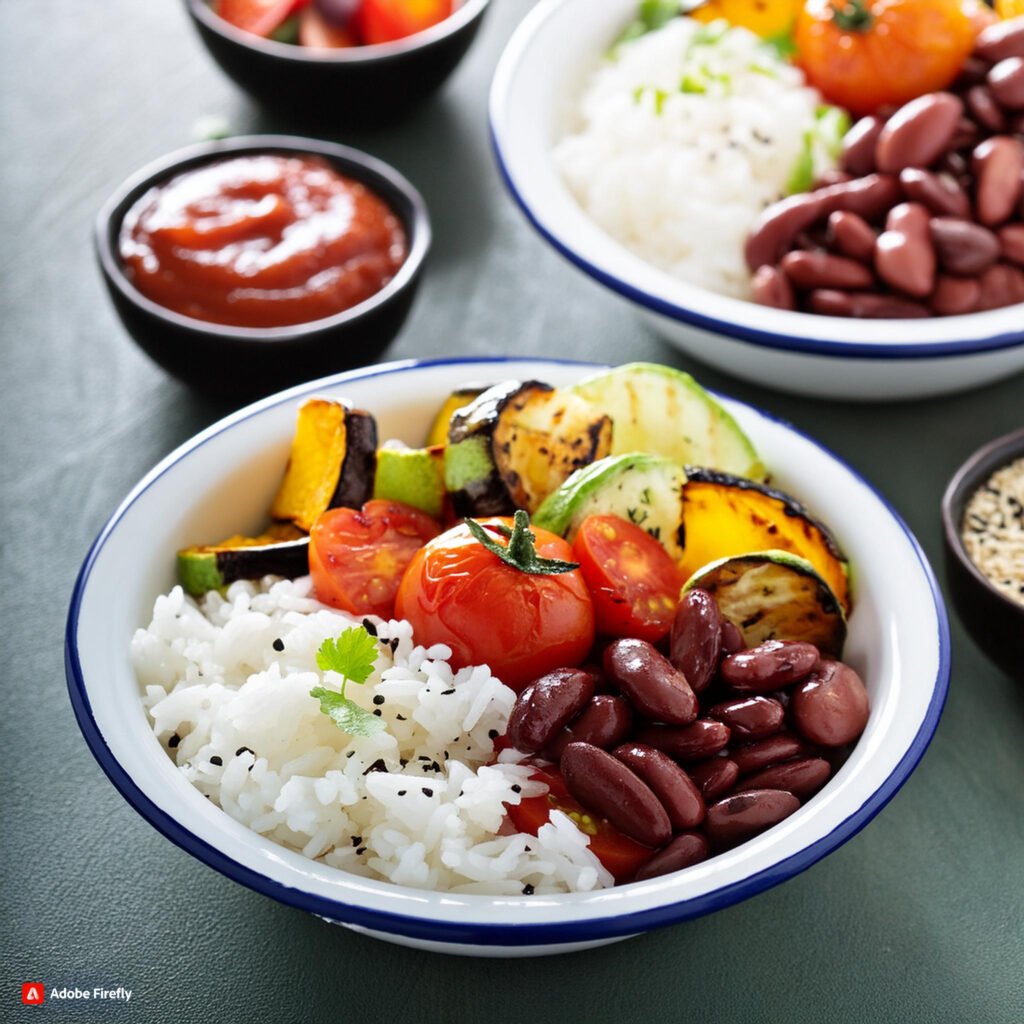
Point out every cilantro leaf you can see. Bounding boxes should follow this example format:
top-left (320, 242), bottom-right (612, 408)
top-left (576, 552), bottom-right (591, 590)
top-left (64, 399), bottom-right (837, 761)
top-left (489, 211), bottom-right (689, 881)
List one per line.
top-left (310, 688), bottom-right (387, 738)
top-left (315, 627), bottom-right (379, 685)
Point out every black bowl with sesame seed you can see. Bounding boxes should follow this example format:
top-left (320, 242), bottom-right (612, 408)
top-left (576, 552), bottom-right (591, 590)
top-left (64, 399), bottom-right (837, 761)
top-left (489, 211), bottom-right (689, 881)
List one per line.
top-left (942, 427), bottom-right (1024, 679)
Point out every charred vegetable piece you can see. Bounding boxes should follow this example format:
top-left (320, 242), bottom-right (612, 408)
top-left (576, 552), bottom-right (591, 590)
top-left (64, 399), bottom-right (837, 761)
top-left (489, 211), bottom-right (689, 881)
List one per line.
top-left (372, 445), bottom-right (446, 519)
top-left (424, 384), bottom-right (491, 448)
top-left (683, 551), bottom-right (847, 658)
top-left (270, 399), bottom-right (377, 532)
top-left (678, 468), bottom-right (851, 613)
top-left (177, 525), bottom-right (308, 596)
top-left (444, 380), bottom-right (613, 517)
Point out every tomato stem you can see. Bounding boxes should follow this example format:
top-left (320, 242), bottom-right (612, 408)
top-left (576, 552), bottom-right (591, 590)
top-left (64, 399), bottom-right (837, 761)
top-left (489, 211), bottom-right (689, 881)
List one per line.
top-left (465, 510), bottom-right (580, 576)
top-left (829, 0), bottom-right (873, 32)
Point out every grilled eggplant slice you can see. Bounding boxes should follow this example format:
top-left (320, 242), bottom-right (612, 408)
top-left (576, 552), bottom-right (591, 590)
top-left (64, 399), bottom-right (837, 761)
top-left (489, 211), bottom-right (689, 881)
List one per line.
top-left (683, 551), bottom-right (847, 657)
top-left (270, 399), bottom-right (377, 532)
top-left (444, 380), bottom-right (613, 517)
top-left (177, 524), bottom-right (308, 597)
top-left (424, 384), bottom-right (491, 448)
top-left (679, 468), bottom-right (851, 613)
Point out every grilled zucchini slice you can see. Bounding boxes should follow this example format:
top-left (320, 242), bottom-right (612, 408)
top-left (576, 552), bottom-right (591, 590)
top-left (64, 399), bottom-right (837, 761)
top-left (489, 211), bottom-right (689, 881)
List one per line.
top-left (372, 444), bottom-right (446, 519)
top-left (177, 524), bottom-right (308, 597)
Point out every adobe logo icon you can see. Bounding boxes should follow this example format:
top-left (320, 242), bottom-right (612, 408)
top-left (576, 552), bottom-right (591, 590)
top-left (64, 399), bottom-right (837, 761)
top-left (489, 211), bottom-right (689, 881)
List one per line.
top-left (22, 983), bottom-right (45, 1006)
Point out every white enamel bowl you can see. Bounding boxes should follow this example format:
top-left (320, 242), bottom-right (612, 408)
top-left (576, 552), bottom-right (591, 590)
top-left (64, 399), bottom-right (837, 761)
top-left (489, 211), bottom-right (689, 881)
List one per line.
top-left (489, 0), bottom-right (1024, 402)
top-left (66, 358), bottom-right (949, 956)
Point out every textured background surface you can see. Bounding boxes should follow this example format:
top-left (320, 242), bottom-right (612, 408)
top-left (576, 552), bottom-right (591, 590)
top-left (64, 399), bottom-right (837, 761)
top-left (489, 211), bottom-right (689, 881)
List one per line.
top-left (2, 1), bottom-right (1022, 1020)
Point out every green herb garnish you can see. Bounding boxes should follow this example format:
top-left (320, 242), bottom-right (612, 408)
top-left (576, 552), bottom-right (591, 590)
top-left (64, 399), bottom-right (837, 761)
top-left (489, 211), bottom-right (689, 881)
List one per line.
top-left (310, 627), bottom-right (385, 738)
top-left (465, 510), bottom-right (580, 576)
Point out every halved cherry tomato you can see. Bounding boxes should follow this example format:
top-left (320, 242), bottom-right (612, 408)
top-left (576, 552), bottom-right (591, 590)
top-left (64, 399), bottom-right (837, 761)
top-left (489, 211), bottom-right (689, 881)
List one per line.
top-left (216, 0), bottom-right (309, 37)
top-left (358, 0), bottom-right (454, 44)
top-left (505, 765), bottom-right (653, 882)
top-left (572, 515), bottom-right (684, 644)
top-left (794, 0), bottom-right (975, 116)
top-left (394, 517), bottom-right (594, 691)
top-left (310, 499), bottom-right (441, 618)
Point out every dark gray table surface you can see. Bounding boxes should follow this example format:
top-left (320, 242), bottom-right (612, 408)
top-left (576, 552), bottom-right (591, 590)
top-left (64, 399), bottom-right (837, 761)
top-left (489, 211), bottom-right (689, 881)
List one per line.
top-left (3, 2), bottom-right (1022, 1021)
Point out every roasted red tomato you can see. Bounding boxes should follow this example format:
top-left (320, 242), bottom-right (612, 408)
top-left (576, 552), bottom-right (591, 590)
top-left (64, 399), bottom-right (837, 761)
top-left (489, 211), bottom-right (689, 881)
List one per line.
top-left (395, 515), bottom-right (595, 691)
top-left (310, 499), bottom-right (441, 618)
top-left (572, 515), bottom-right (684, 644)
top-left (794, 0), bottom-right (974, 116)
top-left (216, 0), bottom-right (308, 36)
top-left (358, 0), bottom-right (454, 44)
top-left (506, 765), bottom-right (653, 882)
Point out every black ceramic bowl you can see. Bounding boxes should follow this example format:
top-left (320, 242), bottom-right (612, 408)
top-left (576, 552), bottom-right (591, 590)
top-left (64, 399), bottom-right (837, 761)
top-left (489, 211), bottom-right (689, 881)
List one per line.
top-left (941, 427), bottom-right (1024, 679)
top-left (184, 0), bottom-right (490, 123)
top-left (95, 135), bottom-right (430, 400)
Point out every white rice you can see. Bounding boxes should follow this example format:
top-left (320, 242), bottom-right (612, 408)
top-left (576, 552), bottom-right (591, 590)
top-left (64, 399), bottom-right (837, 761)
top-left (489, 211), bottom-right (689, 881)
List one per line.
top-left (131, 577), bottom-right (613, 894)
top-left (554, 18), bottom-right (835, 298)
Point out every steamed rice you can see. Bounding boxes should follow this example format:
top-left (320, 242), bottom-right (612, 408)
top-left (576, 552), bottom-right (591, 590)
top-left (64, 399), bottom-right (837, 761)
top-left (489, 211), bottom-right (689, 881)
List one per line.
top-left (131, 576), bottom-right (612, 894)
top-left (554, 18), bottom-right (835, 298)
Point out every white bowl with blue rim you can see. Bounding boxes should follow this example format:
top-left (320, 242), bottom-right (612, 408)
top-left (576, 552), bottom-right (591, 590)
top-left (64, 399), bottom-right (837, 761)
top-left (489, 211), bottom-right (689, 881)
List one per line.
top-left (489, 0), bottom-right (1024, 403)
top-left (65, 357), bottom-right (949, 956)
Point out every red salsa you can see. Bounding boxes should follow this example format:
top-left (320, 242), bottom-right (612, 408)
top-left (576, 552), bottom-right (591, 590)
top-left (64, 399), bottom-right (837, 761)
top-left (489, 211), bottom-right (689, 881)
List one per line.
top-left (119, 154), bottom-right (407, 328)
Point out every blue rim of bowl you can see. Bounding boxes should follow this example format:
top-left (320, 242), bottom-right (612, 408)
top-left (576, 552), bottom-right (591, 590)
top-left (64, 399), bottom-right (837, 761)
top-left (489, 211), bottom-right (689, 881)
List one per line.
top-left (95, 135), bottom-right (431, 341)
top-left (64, 356), bottom-right (951, 947)
top-left (486, 6), bottom-right (1023, 362)
top-left (186, 0), bottom-right (490, 62)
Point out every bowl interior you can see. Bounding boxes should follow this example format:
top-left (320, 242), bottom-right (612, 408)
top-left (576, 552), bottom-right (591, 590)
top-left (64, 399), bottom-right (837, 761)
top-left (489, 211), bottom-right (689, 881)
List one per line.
top-left (489, 0), bottom-right (1022, 355)
top-left (96, 136), bottom-right (430, 341)
top-left (67, 358), bottom-right (948, 946)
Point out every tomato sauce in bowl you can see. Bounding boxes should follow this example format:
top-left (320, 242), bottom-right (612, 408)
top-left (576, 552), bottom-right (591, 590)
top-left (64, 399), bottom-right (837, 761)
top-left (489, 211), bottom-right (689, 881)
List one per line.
top-left (119, 154), bottom-right (408, 328)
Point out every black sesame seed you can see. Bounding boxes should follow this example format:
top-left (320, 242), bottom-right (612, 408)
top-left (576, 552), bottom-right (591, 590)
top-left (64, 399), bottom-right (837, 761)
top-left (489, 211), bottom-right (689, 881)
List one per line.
top-left (418, 755), bottom-right (431, 761)
top-left (399, 758), bottom-right (408, 767)
top-left (430, 761), bottom-right (442, 773)
top-left (210, 756), bottom-right (223, 766)
top-left (511, 785), bottom-right (521, 794)
top-left (488, 729), bottom-right (499, 740)
top-left (272, 638), bottom-right (285, 652)
top-left (389, 638), bottom-right (400, 653)
top-left (362, 618), bottom-right (378, 637)
top-left (441, 688), bottom-right (455, 696)
top-left (372, 695), bottom-right (385, 706)
top-left (373, 709), bottom-right (382, 717)
top-left (522, 884), bottom-right (535, 896)
top-left (443, 751), bottom-right (449, 760)
top-left (356, 847), bottom-right (367, 855)
top-left (398, 790), bottom-right (407, 797)
top-left (236, 746), bottom-right (254, 757)
top-left (396, 714), bottom-right (406, 721)
top-left (422, 787), bottom-right (434, 797)
top-left (351, 835), bottom-right (363, 847)
top-left (346, 750), bottom-right (355, 758)
top-left (364, 758), bottom-right (387, 775)
top-left (168, 734), bottom-right (181, 748)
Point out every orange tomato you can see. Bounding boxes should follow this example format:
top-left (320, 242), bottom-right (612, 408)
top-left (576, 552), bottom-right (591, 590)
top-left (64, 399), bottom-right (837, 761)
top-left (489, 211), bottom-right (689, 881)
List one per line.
top-left (691, 0), bottom-right (802, 39)
top-left (794, 0), bottom-right (975, 116)
top-left (995, 0), bottom-right (1024, 18)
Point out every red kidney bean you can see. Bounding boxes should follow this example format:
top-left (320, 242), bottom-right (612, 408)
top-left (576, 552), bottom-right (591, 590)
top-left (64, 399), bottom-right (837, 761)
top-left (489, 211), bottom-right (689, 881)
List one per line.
top-left (826, 211), bottom-right (877, 262)
top-left (688, 757), bottom-right (740, 801)
top-left (875, 202), bottom-right (936, 297)
top-left (739, 758), bottom-right (832, 800)
top-left (633, 832), bottom-right (710, 881)
top-left (561, 742), bottom-right (671, 848)
top-left (791, 660), bottom-right (870, 747)
top-left (751, 264), bottom-right (796, 310)
top-left (745, 192), bottom-right (830, 270)
top-left (613, 743), bottom-right (705, 830)
top-left (976, 262), bottom-right (1024, 309)
top-left (841, 116), bottom-right (883, 177)
top-left (635, 720), bottom-right (731, 763)
top-left (976, 20), bottom-right (1024, 65)
top-left (603, 638), bottom-right (698, 726)
top-left (875, 93), bottom-right (963, 173)
top-left (929, 218), bottom-right (1001, 275)
top-left (952, 117), bottom-right (983, 152)
top-left (990, 58), bottom-right (1024, 110)
top-left (819, 173), bottom-right (903, 221)
top-left (808, 289), bottom-right (931, 318)
top-left (709, 696), bottom-right (785, 740)
top-left (780, 250), bottom-right (875, 290)
top-left (731, 732), bottom-right (807, 774)
top-left (720, 621), bottom-right (744, 655)
top-left (720, 640), bottom-right (819, 692)
top-left (669, 589), bottom-right (722, 695)
top-left (814, 169), bottom-right (854, 189)
top-left (545, 695), bottom-right (633, 758)
top-left (966, 85), bottom-right (1007, 133)
top-left (898, 168), bottom-right (971, 219)
top-left (974, 136), bottom-right (1024, 225)
top-left (931, 275), bottom-right (982, 316)
top-left (506, 668), bottom-right (594, 754)
top-left (938, 150), bottom-right (970, 180)
top-left (999, 223), bottom-right (1024, 265)
top-left (1010, 111), bottom-right (1024, 134)
top-left (704, 790), bottom-right (800, 847)
top-left (956, 55), bottom-right (994, 90)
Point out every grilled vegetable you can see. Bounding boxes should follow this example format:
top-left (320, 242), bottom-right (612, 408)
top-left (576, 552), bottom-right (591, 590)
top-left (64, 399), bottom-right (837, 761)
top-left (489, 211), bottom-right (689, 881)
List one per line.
top-left (683, 551), bottom-right (847, 657)
top-left (444, 381), bottom-right (613, 517)
top-left (372, 445), bottom-right (446, 519)
top-left (570, 363), bottom-right (765, 481)
top-left (534, 454), bottom-right (687, 561)
top-left (177, 524), bottom-right (308, 596)
top-left (678, 468), bottom-right (850, 613)
top-left (424, 383), bottom-right (491, 448)
top-left (270, 399), bottom-right (377, 532)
